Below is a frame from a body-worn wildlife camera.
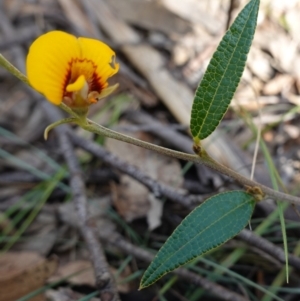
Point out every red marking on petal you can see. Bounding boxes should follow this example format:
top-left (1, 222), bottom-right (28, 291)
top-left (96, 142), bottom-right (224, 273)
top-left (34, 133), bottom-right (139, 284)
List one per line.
top-left (63, 62), bottom-right (72, 98)
top-left (90, 71), bottom-right (103, 92)
top-left (62, 58), bottom-right (105, 98)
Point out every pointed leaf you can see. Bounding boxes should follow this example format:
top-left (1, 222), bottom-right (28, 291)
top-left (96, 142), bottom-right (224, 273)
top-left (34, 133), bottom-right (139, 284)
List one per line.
top-left (190, 0), bottom-right (260, 140)
top-left (140, 191), bottom-right (255, 289)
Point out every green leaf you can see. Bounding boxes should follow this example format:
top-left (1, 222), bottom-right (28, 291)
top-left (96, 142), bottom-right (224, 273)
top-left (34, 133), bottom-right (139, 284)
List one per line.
top-left (190, 0), bottom-right (260, 140)
top-left (140, 191), bottom-right (255, 289)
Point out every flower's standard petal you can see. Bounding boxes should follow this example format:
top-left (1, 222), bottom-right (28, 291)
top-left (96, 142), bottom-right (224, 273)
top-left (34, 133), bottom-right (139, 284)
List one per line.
top-left (26, 31), bottom-right (80, 105)
top-left (78, 37), bottom-right (119, 86)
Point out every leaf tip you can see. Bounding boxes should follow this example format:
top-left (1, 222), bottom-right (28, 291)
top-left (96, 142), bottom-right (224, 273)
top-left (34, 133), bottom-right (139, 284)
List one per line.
top-left (138, 280), bottom-right (148, 291)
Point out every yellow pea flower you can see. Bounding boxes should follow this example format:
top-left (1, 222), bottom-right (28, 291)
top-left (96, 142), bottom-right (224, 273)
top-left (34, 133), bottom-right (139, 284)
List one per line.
top-left (26, 31), bottom-right (119, 108)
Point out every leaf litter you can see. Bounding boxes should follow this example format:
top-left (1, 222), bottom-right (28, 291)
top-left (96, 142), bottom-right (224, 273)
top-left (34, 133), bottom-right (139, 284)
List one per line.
top-left (1, 0), bottom-right (300, 300)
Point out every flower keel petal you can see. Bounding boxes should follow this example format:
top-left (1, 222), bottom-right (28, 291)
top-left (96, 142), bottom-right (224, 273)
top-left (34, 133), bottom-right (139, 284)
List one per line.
top-left (66, 74), bottom-right (86, 92)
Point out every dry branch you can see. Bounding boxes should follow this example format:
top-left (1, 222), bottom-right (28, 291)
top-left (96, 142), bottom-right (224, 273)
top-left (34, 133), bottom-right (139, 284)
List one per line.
top-left (59, 205), bottom-right (249, 301)
top-left (0, 9), bottom-right (120, 300)
top-left (44, 105), bottom-right (121, 301)
top-left (69, 131), bottom-right (204, 208)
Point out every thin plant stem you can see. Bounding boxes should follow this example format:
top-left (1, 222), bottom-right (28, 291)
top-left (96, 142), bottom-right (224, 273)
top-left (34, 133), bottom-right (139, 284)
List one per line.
top-left (1, 54), bottom-right (300, 206)
top-left (44, 117), bottom-right (76, 140)
top-left (0, 54), bottom-right (29, 85)
top-left (81, 119), bottom-right (300, 206)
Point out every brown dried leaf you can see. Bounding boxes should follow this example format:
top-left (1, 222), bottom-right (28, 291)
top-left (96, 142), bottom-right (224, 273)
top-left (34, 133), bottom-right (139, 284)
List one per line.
top-left (269, 35), bottom-right (298, 73)
top-left (284, 124), bottom-right (300, 139)
top-left (107, 124), bottom-right (183, 228)
top-left (111, 179), bottom-right (150, 223)
top-left (285, 9), bottom-right (300, 43)
top-left (110, 265), bottom-right (132, 293)
top-left (106, 0), bottom-right (191, 35)
top-left (247, 47), bottom-right (273, 81)
top-left (16, 230), bottom-right (57, 256)
top-left (287, 93), bottom-right (300, 106)
top-left (0, 252), bottom-right (57, 301)
top-left (50, 260), bottom-right (95, 286)
top-left (233, 84), bottom-right (257, 109)
top-left (147, 194), bottom-right (163, 231)
top-left (46, 288), bottom-right (94, 301)
top-left (160, 0), bottom-right (225, 35)
top-left (51, 260), bottom-right (132, 293)
top-left (263, 74), bottom-right (294, 95)
top-left (57, 0), bottom-right (95, 35)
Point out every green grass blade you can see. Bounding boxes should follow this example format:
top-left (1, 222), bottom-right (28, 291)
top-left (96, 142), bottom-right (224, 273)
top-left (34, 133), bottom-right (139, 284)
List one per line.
top-left (0, 148), bottom-right (69, 192)
top-left (77, 292), bottom-right (99, 301)
top-left (16, 266), bottom-right (92, 301)
top-left (243, 110), bottom-right (289, 282)
top-left (258, 138), bottom-right (289, 283)
top-left (140, 191), bottom-right (255, 289)
top-left (159, 275), bottom-right (178, 296)
top-left (199, 258), bottom-right (284, 301)
top-left (0, 126), bottom-right (63, 172)
top-left (190, 0), bottom-right (259, 140)
top-left (261, 242), bottom-right (300, 301)
top-left (117, 270), bottom-right (144, 285)
top-left (1, 169), bottom-right (65, 252)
